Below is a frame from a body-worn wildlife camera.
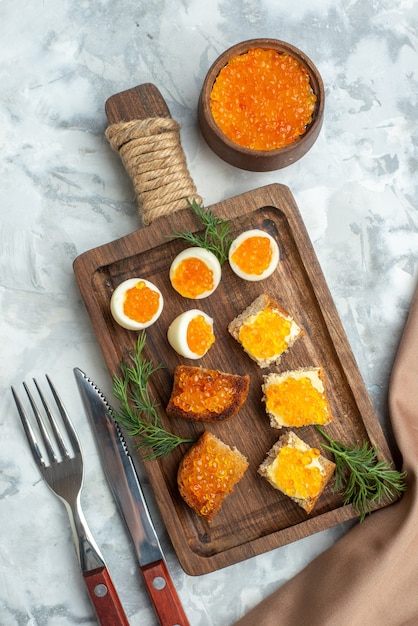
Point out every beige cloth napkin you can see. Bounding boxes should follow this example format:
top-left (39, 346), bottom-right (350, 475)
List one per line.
top-left (234, 284), bottom-right (418, 626)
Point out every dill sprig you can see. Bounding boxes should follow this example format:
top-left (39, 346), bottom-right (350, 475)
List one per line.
top-left (316, 426), bottom-right (407, 522)
top-left (112, 332), bottom-right (195, 459)
top-left (169, 198), bottom-right (233, 265)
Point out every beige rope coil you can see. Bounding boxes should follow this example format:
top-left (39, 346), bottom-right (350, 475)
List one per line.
top-left (105, 117), bottom-right (202, 225)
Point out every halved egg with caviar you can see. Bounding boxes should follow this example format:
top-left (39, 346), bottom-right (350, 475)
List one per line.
top-left (110, 278), bottom-right (164, 330)
top-left (169, 247), bottom-right (221, 299)
top-left (228, 229), bottom-right (279, 281)
top-left (167, 309), bottom-right (215, 359)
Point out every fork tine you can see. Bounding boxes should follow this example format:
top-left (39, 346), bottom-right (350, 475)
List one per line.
top-left (11, 386), bottom-right (46, 468)
top-left (22, 381), bottom-right (59, 465)
top-left (45, 374), bottom-right (81, 455)
top-left (33, 377), bottom-right (71, 460)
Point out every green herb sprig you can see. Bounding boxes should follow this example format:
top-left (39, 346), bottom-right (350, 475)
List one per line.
top-left (112, 332), bottom-right (195, 459)
top-left (316, 426), bottom-right (407, 522)
top-left (169, 198), bottom-right (233, 265)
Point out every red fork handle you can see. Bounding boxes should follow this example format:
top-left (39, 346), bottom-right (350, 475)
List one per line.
top-left (84, 566), bottom-right (129, 625)
top-left (141, 559), bottom-right (190, 626)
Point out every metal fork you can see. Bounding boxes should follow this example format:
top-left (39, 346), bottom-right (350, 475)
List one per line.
top-left (11, 375), bottom-right (129, 626)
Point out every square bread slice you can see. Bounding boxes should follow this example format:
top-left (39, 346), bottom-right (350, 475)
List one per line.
top-left (228, 293), bottom-right (304, 368)
top-left (262, 367), bottom-right (333, 429)
top-left (258, 431), bottom-right (335, 514)
top-left (177, 431), bottom-right (249, 522)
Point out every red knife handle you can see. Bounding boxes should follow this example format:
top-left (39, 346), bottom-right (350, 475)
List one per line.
top-left (84, 566), bottom-right (129, 626)
top-left (141, 559), bottom-right (190, 626)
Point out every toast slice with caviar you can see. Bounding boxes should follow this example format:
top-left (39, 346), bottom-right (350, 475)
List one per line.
top-left (166, 365), bottom-right (250, 422)
top-left (228, 293), bottom-right (304, 368)
top-left (258, 431), bottom-right (335, 514)
top-left (177, 431), bottom-right (249, 522)
top-left (262, 367), bottom-right (333, 429)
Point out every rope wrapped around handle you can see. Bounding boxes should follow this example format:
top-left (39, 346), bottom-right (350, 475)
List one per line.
top-left (105, 117), bottom-right (202, 225)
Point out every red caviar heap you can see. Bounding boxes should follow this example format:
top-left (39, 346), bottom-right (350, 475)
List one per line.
top-left (174, 368), bottom-right (239, 415)
top-left (265, 375), bottom-right (331, 427)
top-left (274, 445), bottom-right (323, 499)
top-left (210, 47), bottom-right (317, 151)
top-left (123, 281), bottom-right (160, 323)
top-left (177, 431), bottom-right (249, 521)
top-left (230, 234), bottom-right (273, 275)
top-left (238, 306), bottom-right (293, 361)
top-left (186, 314), bottom-right (215, 356)
top-left (171, 257), bottom-right (214, 299)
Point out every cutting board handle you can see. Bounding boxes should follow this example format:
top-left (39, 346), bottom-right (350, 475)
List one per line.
top-left (105, 83), bottom-right (202, 225)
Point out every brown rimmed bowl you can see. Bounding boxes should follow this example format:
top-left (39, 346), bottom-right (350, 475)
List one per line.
top-left (198, 38), bottom-right (325, 172)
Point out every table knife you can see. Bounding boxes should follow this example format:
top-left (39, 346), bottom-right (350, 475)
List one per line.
top-left (73, 367), bottom-right (190, 626)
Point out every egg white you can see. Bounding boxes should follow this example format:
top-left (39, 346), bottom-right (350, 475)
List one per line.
top-left (228, 229), bottom-right (279, 281)
top-left (110, 277), bottom-right (164, 330)
top-left (167, 309), bottom-right (214, 359)
top-left (169, 247), bottom-right (221, 299)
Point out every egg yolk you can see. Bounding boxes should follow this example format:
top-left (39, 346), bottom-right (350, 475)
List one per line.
top-left (123, 280), bottom-right (160, 323)
top-left (239, 307), bottom-right (292, 360)
top-left (265, 377), bottom-right (329, 426)
top-left (187, 315), bottom-right (215, 356)
top-left (274, 446), bottom-right (323, 499)
top-left (171, 257), bottom-right (214, 298)
top-left (210, 48), bottom-right (317, 151)
top-left (231, 235), bottom-right (273, 275)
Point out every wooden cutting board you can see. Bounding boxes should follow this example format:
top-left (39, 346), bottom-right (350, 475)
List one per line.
top-left (73, 84), bottom-right (396, 575)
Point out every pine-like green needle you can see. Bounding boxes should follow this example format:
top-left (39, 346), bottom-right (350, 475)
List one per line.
top-left (112, 332), bottom-right (194, 459)
top-left (316, 425), bottom-right (407, 522)
top-left (169, 198), bottom-right (233, 265)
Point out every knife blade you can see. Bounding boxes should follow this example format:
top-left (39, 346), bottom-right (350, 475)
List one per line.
top-left (73, 367), bottom-right (190, 626)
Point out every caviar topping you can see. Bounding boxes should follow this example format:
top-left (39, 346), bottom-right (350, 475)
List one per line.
top-left (210, 48), bottom-right (317, 151)
top-left (123, 280), bottom-right (161, 323)
top-left (171, 257), bottom-right (214, 299)
top-left (231, 235), bottom-right (273, 276)
top-left (187, 314), bottom-right (215, 356)
top-left (274, 445), bottom-right (323, 499)
top-left (265, 376), bottom-right (329, 426)
top-left (182, 435), bottom-right (247, 517)
top-left (169, 247), bottom-right (221, 300)
top-left (174, 368), bottom-right (238, 414)
top-left (238, 307), bottom-right (292, 360)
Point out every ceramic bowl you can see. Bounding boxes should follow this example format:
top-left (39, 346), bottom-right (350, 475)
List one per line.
top-left (198, 39), bottom-right (324, 172)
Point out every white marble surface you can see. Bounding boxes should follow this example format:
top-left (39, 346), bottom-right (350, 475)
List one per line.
top-left (1, 1), bottom-right (418, 624)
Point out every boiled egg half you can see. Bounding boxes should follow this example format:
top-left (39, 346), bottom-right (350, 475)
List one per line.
top-left (228, 229), bottom-right (279, 281)
top-left (167, 309), bottom-right (215, 359)
top-left (110, 278), bottom-right (164, 330)
top-left (169, 247), bottom-right (221, 299)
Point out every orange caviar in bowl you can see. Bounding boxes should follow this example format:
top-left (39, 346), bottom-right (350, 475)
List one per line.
top-left (210, 48), bottom-right (317, 151)
top-left (198, 39), bottom-right (324, 171)
top-left (110, 278), bottom-right (164, 330)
